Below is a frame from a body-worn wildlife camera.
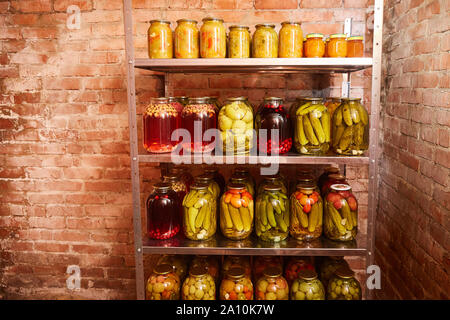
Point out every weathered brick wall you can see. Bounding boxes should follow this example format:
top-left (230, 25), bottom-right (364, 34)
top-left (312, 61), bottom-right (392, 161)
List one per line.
top-left (375, 0), bottom-right (449, 299)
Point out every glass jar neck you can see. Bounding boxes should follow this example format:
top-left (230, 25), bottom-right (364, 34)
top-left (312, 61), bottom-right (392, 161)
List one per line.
top-left (263, 99), bottom-right (283, 108)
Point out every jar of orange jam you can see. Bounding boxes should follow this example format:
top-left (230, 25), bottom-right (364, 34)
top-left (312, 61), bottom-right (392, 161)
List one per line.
top-left (305, 33), bottom-right (325, 58)
top-left (148, 20), bottom-right (173, 59)
top-left (347, 36), bottom-right (364, 57)
top-left (327, 34), bottom-right (347, 58)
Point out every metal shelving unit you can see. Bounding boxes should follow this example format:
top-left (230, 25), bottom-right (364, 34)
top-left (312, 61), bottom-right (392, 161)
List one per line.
top-left (122, 0), bottom-right (383, 300)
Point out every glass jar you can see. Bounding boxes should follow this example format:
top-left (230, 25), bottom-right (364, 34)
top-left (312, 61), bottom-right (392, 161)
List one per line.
top-left (194, 174), bottom-right (221, 200)
top-left (182, 182), bottom-right (216, 240)
top-left (175, 96), bottom-right (189, 106)
top-left (321, 173), bottom-right (348, 195)
top-left (290, 269), bottom-right (325, 300)
top-left (257, 174), bottom-right (288, 195)
top-left (148, 20), bottom-right (173, 59)
top-left (293, 97), bottom-right (331, 155)
top-left (253, 256), bottom-right (283, 283)
top-left (219, 97), bottom-right (254, 155)
top-left (222, 256), bottom-right (252, 278)
top-left (143, 97), bottom-right (180, 153)
top-left (255, 97), bottom-right (292, 155)
top-left (182, 265), bottom-right (216, 300)
top-left (324, 37), bottom-right (329, 57)
top-left (305, 33), bottom-right (325, 58)
top-left (317, 166), bottom-right (340, 192)
top-left (220, 266), bottom-right (253, 300)
top-left (332, 98), bottom-right (369, 155)
top-left (284, 256), bottom-right (315, 286)
top-left (279, 21), bottom-right (303, 58)
top-left (327, 34), bottom-right (347, 58)
top-left (163, 173), bottom-right (188, 204)
top-left (181, 97), bottom-right (218, 153)
top-left (347, 36), bottom-right (364, 57)
top-left (204, 167), bottom-right (226, 196)
top-left (190, 255), bottom-right (220, 282)
top-left (234, 167), bottom-right (256, 193)
top-left (200, 17), bottom-right (226, 58)
top-left (203, 96), bottom-right (220, 110)
top-left (157, 254), bottom-right (188, 281)
top-left (255, 267), bottom-right (289, 300)
top-left (220, 183), bottom-right (254, 240)
top-left (146, 263), bottom-right (181, 300)
top-left (229, 174), bottom-right (255, 197)
top-left (327, 266), bottom-right (362, 300)
top-left (324, 184), bottom-right (358, 241)
top-left (146, 182), bottom-right (181, 239)
top-left (325, 97), bottom-right (342, 120)
top-left (319, 256), bottom-right (349, 287)
top-left (252, 24), bottom-right (278, 58)
top-left (174, 19), bottom-right (199, 58)
top-left (255, 185), bottom-right (289, 242)
top-left (228, 25), bottom-right (251, 58)
top-left (169, 166), bottom-right (194, 192)
top-left (168, 96), bottom-right (184, 113)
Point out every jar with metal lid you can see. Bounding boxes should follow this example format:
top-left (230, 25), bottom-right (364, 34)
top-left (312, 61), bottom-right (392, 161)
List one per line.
top-left (200, 17), bottom-right (226, 58)
top-left (324, 184), bottom-right (358, 241)
top-left (325, 97), bottom-right (342, 119)
top-left (255, 266), bottom-right (289, 300)
top-left (168, 96), bottom-right (184, 113)
top-left (222, 255), bottom-right (251, 278)
top-left (293, 97), bottom-right (331, 155)
top-left (203, 167), bottom-right (226, 196)
top-left (229, 174), bottom-right (255, 197)
top-left (157, 254), bottom-right (188, 281)
top-left (257, 174), bottom-right (288, 195)
top-left (253, 256), bottom-right (283, 282)
top-left (319, 256), bottom-right (349, 288)
top-left (255, 184), bottom-right (289, 242)
top-left (220, 266), bottom-right (253, 300)
top-left (305, 33), bottom-right (325, 58)
top-left (327, 34), bottom-right (347, 58)
top-left (220, 183), bottom-right (254, 240)
top-left (252, 24), bottom-right (278, 58)
top-left (182, 265), bottom-right (216, 300)
top-left (284, 256), bottom-right (315, 286)
top-left (291, 269), bottom-right (325, 300)
top-left (347, 35), bottom-right (364, 57)
top-left (163, 173), bottom-right (187, 204)
top-left (146, 263), bottom-right (181, 300)
top-left (174, 19), bottom-right (199, 58)
top-left (148, 20), bottom-right (173, 59)
top-left (279, 21), bottom-right (303, 58)
top-left (321, 173), bottom-right (349, 195)
top-left (219, 97), bottom-right (254, 155)
top-left (143, 97), bottom-right (180, 153)
top-left (228, 25), bottom-right (251, 58)
top-left (190, 255), bottom-right (220, 282)
top-left (332, 98), bottom-right (369, 155)
top-left (146, 182), bottom-right (181, 239)
top-left (290, 184), bottom-right (323, 241)
top-left (327, 266), bottom-right (361, 300)
top-left (233, 167), bottom-right (256, 193)
top-left (175, 96), bottom-right (189, 106)
top-left (317, 166), bottom-right (340, 192)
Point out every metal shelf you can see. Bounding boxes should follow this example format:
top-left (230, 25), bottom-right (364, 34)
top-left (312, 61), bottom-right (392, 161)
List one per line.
top-left (134, 57), bottom-right (373, 74)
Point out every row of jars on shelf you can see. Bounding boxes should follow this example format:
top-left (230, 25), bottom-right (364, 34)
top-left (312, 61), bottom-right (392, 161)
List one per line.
top-left (147, 165), bottom-right (358, 242)
top-left (149, 18), bottom-right (364, 59)
top-left (147, 254), bottom-right (361, 300)
top-left (143, 96), bottom-right (369, 156)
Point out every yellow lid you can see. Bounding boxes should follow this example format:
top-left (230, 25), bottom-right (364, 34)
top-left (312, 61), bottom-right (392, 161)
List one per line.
top-left (348, 35), bottom-right (364, 41)
top-left (330, 33), bottom-right (347, 39)
top-left (306, 33), bottom-right (324, 39)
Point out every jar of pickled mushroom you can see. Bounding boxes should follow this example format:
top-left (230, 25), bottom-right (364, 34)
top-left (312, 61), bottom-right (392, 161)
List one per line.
top-left (181, 97), bottom-right (218, 153)
top-left (319, 256), bottom-right (349, 288)
top-left (255, 97), bottom-right (292, 155)
top-left (347, 36), bottom-right (364, 57)
top-left (146, 182), bottom-right (181, 239)
top-left (175, 96), bottom-right (189, 106)
top-left (324, 184), bottom-right (358, 241)
top-left (203, 167), bottom-right (226, 196)
top-left (279, 21), bottom-right (303, 58)
top-left (169, 166), bottom-right (194, 192)
top-left (284, 256), bottom-right (315, 286)
top-left (218, 97), bottom-right (254, 155)
top-left (255, 185), bottom-right (289, 242)
top-left (229, 175), bottom-right (255, 198)
top-left (325, 97), bottom-right (342, 119)
top-left (291, 269), bottom-right (325, 300)
top-left (222, 256), bottom-right (251, 278)
top-left (253, 256), bottom-right (283, 282)
top-left (317, 166), bottom-right (340, 192)
top-left (332, 98), bottom-right (369, 155)
top-left (327, 266), bottom-right (361, 300)
top-left (163, 173), bottom-right (187, 204)
top-left (168, 96), bottom-right (184, 113)
top-left (143, 97), bottom-right (180, 153)
top-left (157, 254), bottom-right (188, 281)
top-left (255, 267), bottom-right (289, 300)
top-left (190, 255), bottom-right (220, 283)
top-left (148, 20), bottom-right (173, 59)
top-left (257, 174), bottom-right (288, 195)
top-left (252, 24), bottom-right (278, 58)
top-left (174, 19), bottom-right (199, 58)
top-left (220, 183), bottom-right (254, 240)
top-left (200, 17), bottom-right (226, 58)
top-left (327, 34), bottom-right (347, 58)
top-left (321, 173), bottom-right (348, 195)
top-left (182, 265), bottom-right (216, 300)
top-left (294, 97), bottom-right (331, 155)
top-left (146, 263), bottom-right (181, 300)
top-left (305, 33), bottom-right (325, 58)
top-left (228, 25), bottom-right (251, 58)
top-left (194, 174), bottom-right (221, 201)
top-left (220, 266), bottom-right (253, 300)
top-left (234, 167), bottom-right (256, 193)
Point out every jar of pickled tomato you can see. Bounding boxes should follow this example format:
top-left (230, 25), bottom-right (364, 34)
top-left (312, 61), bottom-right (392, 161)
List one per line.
top-left (327, 34), bottom-right (347, 58)
top-left (252, 24), bottom-right (278, 58)
top-left (347, 36), bottom-right (364, 57)
top-left (148, 20), bottom-right (173, 59)
top-left (279, 21), bottom-right (303, 58)
top-left (200, 17), bottom-right (226, 58)
top-left (228, 25), bottom-right (250, 58)
top-left (174, 19), bottom-right (199, 58)
top-left (305, 33), bottom-right (325, 58)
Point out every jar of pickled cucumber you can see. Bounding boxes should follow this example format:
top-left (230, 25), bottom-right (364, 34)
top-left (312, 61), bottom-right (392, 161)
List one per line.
top-left (148, 20), bottom-right (173, 58)
top-left (220, 183), bottom-right (254, 240)
top-left (347, 36), bottom-right (364, 57)
top-left (200, 17), bottom-right (226, 58)
top-left (222, 256), bottom-right (251, 278)
top-left (234, 167), bottom-right (256, 193)
top-left (190, 255), bottom-right (220, 282)
top-left (255, 185), bottom-right (289, 242)
top-left (182, 182), bottom-right (216, 240)
top-left (325, 97), bottom-right (342, 120)
top-left (182, 265), bottom-right (216, 300)
top-left (230, 174), bottom-right (255, 197)
top-left (284, 256), bottom-right (315, 286)
top-left (203, 167), bottom-right (226, 196)
top-left (220, 266), bottom-right (253, 300)
top-left (293, 97), bottom-right (331, 155)
top-left (317, 166), bottom-right (340, 192)
top-left (279, 21), bottom-right (303, 58)
top-left (157, 254), bottom-right (188, 281)
top-left (253, 256), bottom-right (283, 282)
top-left (305, 33), bottom-right (325, 58)
top-left (194, 174), bottom-right (221, 200)
top-left (332, 98), bottom-right (369, 155)
top-left (163, 173), bottom-right (188, 204)
top-left (290, 97), bottom-right (307, 137)
top-left (324, 184), bottom-right (358, 241)
top-left (327, 266), bottom-right (361, 300)
top-left (228, 25), bottom-right (251, 58)
top-left (321, 173), bottom-right (348, 195)
top-left (319, 256), bottom-right (349, 288)
top-left (218, 97), bottom-right (254, 155)
top-left (290, 184), bottom-right (323, 241)
top-left (146, 263), bottom-right (181, 300)
top-left (290, 269), bottom-right (325, 300)
top-left (174, 19), bottom-right (199, 58)
top-left (252, 24), bottom-right (278, 58)
top-left (255, 267), bottom-right (289, 300)
top-left (257, 174), bottom-right (288, 195)
top-left (327, 34), bottom-right (347, 58)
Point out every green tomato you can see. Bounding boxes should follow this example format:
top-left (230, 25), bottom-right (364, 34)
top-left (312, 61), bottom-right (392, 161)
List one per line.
top-left (295, 291), bottom-right (305, 300)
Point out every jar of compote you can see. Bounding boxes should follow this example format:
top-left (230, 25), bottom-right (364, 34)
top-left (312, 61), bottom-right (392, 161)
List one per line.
top-left (168, 96), bottom-right (184, 114)
top-left (148, 20), bottom-right (173, 58)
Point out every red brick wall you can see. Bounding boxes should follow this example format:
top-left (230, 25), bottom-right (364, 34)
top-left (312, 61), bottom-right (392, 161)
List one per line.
top-left (375, 0), bottom-right (449, 299)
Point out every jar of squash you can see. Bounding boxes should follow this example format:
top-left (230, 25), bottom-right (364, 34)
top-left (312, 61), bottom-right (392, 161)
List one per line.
top-left (252, 24), bottom-right (278, 58)
top-left (200, 18), bottom-right (226, 58)
top-left (279, 21), bottom-right (303, 58)
top-left (347, 36), bottom-right (364, 57)
top-left (148, 20), bottom-right (173, 59)
top-left (174, 19), bottom-right (199, 59)
top-left (228, 25), bottom-right (251, 58)
top-left (305, 33), bottom-right (325, 58)
top-left (327, 34), bottom-right (348, 58)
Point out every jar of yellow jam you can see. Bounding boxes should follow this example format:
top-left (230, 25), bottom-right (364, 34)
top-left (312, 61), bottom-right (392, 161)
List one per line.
top-left (305, 33), bottom-right (325, 58)
top-left (228, 25), bottom-right (250, 58)
top-left (148, 20), bottom-right (173, 59)
top-left (327, 34), bottom-right (347, 58)
top-left (174, 19), bottom-right (199, 59)
top-left (252, 24), bottom-right (278, 58)
top-left (200, 17), bottom-right (226, 58)
top-left (279, 21), bottom-right (303, 58)
top-left (347, 36), bottom-right (364, 57)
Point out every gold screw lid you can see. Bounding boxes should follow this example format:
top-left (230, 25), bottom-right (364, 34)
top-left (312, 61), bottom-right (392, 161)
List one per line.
top-left (234, 167), bottom-right (250, 174)
top-left (264, 96), bottom-right (283, 101)
top-left (195, 174), bottom-right (213, 183)
top-left (226, 266), bottom-right (246, 279)
top-left (230, 25), bottom-right (249, 30)
top-left (304, 97), bottom-right (324, 102)
top-left (306, 33), bottom-right (324, 39)
top-left (153, 182), bottom-right (171, 191)
top-left (154, 263), bottom-right (173, 275)
top-left (296, 183), bottom-right (316, 191)
top-left (227, 183), bottom-right (246, 190)
top-left (189, 265), bottom-right (208, 277)
top-left (204, 167), bottom-right (219, 174)
top-left (348, 35), bottom-right (363, 41)
top-left (330, 33), bottom-right (347, 39)
top-left (150, 19), bottom-right (170, 24)
top-left (255, 23), bottom-right (275, 28)
top-left (190, 182), bottom-right (209, 190)
top-left (298, 269), bottom-right (318, 281)
top-left (202, 17), bottom-right (224, 23)
top-left (188, 97), bottom-right (210, 104)
top-left (335, 266), bottom-right (355, 279)
top-left (341, 97), bottom-right (362, 102)
top-left (226, 96), bottom-right (248, 101)
top-left (177, 19), bottom-right (197, 24)
top-left (263, 266), bottom-right (282, 278)
top-left (263, 184), bottom-right (282, 192)
top-left (281, 21), bottom-right (301, 26)
top-left (163, 174), bottom-right (178, 182)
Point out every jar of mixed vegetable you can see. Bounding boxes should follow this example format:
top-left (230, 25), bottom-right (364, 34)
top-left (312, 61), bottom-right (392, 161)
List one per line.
top-left (290, 269), bottom-right (325, 300)
top-left (252, 24), bottom-right (278, 58)
top-left (228, 25), bottom-right (251, 58)
top-left (255, 267), bottom-right (289, 300)
top-left (327, 266), bottom-right (361, 300)
top-left (174, 19), bottom-right (199, 58)
top-left (220, 266), bottom-right (253, 300)
top-left (279, 21), bottom-right (303, 58)
top-left (146, 263), bottom-right (181, 300)
top-left (182, 265), bottom-right (216, 300)
top-left (200, 17), bottom-right (226, 58)
top-left (148, 20), bottom-right (173, 58)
